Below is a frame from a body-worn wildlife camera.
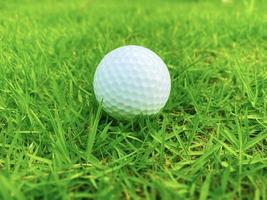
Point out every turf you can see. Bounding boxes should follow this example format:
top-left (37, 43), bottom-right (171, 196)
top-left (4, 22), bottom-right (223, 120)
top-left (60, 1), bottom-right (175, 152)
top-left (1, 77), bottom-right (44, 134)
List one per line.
top-left (0, 0), bottom-right (267, 199)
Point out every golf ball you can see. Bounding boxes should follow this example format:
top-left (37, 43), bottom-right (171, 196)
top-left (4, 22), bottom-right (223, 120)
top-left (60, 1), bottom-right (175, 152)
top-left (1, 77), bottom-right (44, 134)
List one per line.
top-left (93, 45), bottom-right (171, 120)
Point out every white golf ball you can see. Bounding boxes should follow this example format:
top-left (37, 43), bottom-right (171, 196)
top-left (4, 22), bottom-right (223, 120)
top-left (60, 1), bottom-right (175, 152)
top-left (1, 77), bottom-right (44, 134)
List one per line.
top-left (93, 45), bottom-right (171, 120)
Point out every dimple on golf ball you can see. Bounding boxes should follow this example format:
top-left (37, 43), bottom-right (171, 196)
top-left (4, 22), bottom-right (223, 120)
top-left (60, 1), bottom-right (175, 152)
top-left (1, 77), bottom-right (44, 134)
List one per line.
top-left (93, 45), bottom-right (171, 120)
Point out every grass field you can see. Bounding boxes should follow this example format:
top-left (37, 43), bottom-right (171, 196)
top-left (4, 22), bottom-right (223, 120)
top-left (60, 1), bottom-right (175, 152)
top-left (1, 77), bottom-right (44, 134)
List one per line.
top-left (0, 0), bottom-right (267, 199)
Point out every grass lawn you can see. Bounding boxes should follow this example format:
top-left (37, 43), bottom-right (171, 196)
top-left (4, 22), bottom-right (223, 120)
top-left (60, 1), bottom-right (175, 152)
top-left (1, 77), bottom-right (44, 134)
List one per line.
top-left (0, 0), bottom-right (267, 199)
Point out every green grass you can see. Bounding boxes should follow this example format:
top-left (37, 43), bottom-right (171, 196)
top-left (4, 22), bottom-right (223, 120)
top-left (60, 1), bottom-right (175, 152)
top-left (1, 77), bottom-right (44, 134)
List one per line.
top-left (0, 0), bottom-right (267, 199)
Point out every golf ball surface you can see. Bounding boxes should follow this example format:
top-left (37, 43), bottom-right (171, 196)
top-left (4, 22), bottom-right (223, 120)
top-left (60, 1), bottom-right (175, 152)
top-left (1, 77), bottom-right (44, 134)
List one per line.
top-left (93, 45), bottom-right (171, 119)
